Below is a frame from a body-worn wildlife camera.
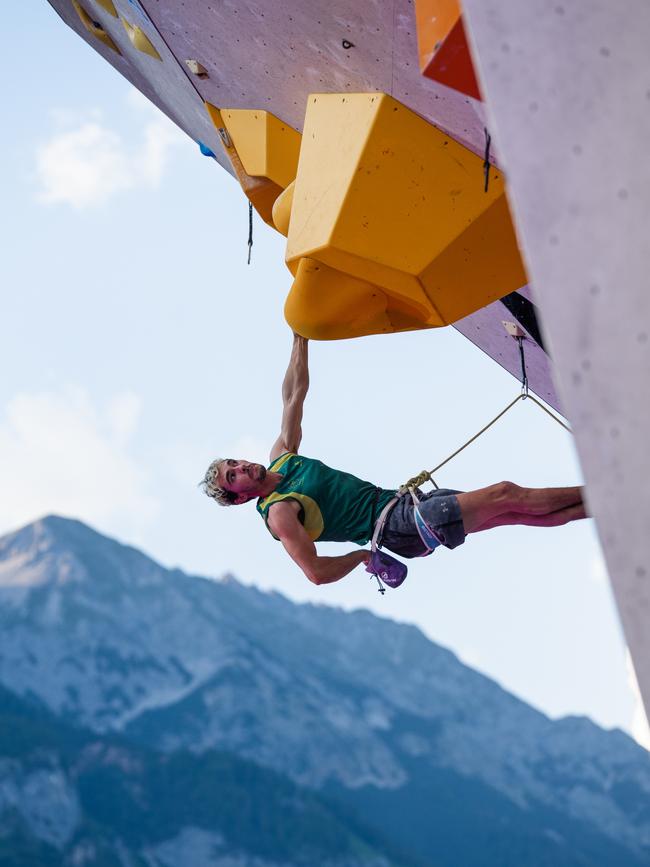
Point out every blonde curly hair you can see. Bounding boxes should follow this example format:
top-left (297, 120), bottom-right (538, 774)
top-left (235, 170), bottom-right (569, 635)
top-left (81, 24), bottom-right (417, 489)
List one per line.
top-left (199, 458), bottom-right (236, 506)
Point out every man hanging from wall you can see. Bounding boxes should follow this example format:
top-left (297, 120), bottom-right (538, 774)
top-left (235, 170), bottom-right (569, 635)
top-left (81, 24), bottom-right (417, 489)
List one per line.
top-left (200, 333), bottom-right (586, 587)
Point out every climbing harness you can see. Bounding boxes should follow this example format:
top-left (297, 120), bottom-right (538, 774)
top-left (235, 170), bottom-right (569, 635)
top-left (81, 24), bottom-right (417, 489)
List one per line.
top-left (412, 489), bottom-right (443, 553)
top-left (366, 329), bottom-right (571, 594)
top-left (366, 487), bottom-right (443, 594)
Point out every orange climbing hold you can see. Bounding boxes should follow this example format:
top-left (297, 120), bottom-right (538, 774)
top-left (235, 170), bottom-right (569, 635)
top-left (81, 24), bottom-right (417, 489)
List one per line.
top-left (415, 0), bottom-right (481, 100)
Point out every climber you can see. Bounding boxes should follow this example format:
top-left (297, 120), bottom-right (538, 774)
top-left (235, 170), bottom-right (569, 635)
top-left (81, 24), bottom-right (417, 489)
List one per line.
top-left (200, 334), bottom-right (587, 586)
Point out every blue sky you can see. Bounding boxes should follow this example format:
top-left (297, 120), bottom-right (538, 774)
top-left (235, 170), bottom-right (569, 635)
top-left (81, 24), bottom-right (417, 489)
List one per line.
top-left (2, 4), bottom-right (647, 745)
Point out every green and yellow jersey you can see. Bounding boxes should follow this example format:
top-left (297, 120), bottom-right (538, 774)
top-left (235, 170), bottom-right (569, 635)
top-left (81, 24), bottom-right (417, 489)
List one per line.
top-left (257, 453), bottom-right (396, 545)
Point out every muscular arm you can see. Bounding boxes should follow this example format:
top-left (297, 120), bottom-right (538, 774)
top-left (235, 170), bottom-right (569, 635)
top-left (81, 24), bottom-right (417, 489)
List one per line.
top-left (270, 334), bottom-right (309, 462)
top-left (268, 501), bottom-right (369, 585)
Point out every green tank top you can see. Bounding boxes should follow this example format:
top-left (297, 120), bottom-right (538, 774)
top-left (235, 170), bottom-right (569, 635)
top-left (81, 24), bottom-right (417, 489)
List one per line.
top-left (257, 453), bottom-right (396, 545)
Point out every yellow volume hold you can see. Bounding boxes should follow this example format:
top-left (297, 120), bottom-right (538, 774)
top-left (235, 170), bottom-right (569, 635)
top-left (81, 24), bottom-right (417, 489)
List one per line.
top-left (205, 104), bottom-right (301, 227)
top-left (71, 0), bottom-right (121, 54)
top-left (284, 92), bottom-right (528, 340)
top-left (121, 18), bottom-right (162, 60)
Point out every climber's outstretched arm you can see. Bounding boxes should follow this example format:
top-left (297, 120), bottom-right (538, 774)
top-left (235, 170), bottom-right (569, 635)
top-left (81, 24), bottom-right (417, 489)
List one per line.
top-left (268, 501), bottom-right (369, 585)
top-left (270, 334), bottom-right (309, 461)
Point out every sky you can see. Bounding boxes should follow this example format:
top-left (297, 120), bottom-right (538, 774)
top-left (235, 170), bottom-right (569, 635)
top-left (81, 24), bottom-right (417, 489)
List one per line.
top-left (2, 4), bottom-right (648, 747)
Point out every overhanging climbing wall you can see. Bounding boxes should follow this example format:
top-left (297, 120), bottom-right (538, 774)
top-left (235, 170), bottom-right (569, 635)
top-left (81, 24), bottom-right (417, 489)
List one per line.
top-left (47, 0), bottom-right (563, 402)
top-left (462, 0), bottom-right (650, 718)
top-left (48, 0), bottom-right (225, 168)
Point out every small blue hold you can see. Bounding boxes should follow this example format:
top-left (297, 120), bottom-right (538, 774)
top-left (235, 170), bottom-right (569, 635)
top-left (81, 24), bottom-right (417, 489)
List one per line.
top-left (198, 141), bottom-right (216, 158)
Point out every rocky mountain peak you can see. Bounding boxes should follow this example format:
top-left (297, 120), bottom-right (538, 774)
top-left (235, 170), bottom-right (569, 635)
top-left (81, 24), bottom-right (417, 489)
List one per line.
top-left (0, 515), bottom-right (85, 590)
top-left (0, 515), bottom-right (171, 597)
top-left (2, 515), bottom-right (650, 866)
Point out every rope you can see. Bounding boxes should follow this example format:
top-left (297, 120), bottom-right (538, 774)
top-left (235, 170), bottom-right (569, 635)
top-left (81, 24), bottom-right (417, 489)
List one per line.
top-left (522, 392), bottom-right (572, 432)
top-left (372, 336), bottom-right (572, 563)
top-left (401, 392), bottom-right (571, 492)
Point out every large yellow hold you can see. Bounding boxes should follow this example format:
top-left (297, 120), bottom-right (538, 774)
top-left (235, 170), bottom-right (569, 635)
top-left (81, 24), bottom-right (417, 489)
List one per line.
top-left (284, 92), bottom-right (527, 340)
top-left (205, 103), bottom-right (301, 227)
top-left (220, 109), bottom-right (301, 191)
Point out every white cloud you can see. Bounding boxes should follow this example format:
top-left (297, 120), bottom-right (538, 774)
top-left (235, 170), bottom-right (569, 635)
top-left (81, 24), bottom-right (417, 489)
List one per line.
top-left (0, 387), bottom-right (159, 536)
top-left (107, 392), bottom-right (141, 446)
top-left (36, 121), bottom-right (132, 208)
top-left (625, 649), bottom-right (650, 751)
top-left (35, 89), bottom-right (185, 209)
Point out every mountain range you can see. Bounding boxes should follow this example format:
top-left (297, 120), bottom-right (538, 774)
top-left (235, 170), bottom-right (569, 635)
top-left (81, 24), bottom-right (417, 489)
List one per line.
top-left (1, 515), bottom-right (649, 866)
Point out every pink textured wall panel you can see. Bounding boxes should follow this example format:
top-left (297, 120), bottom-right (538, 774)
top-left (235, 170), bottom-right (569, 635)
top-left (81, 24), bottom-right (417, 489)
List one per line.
top-left (145, 0), bottom-right (488, 156)
top-left (455, 294), bottom-right (559, 412)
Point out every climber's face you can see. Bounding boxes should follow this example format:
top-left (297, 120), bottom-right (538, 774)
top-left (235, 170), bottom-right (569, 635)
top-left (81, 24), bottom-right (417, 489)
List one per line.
top-left (219, 458), bottom-right (267, 504)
